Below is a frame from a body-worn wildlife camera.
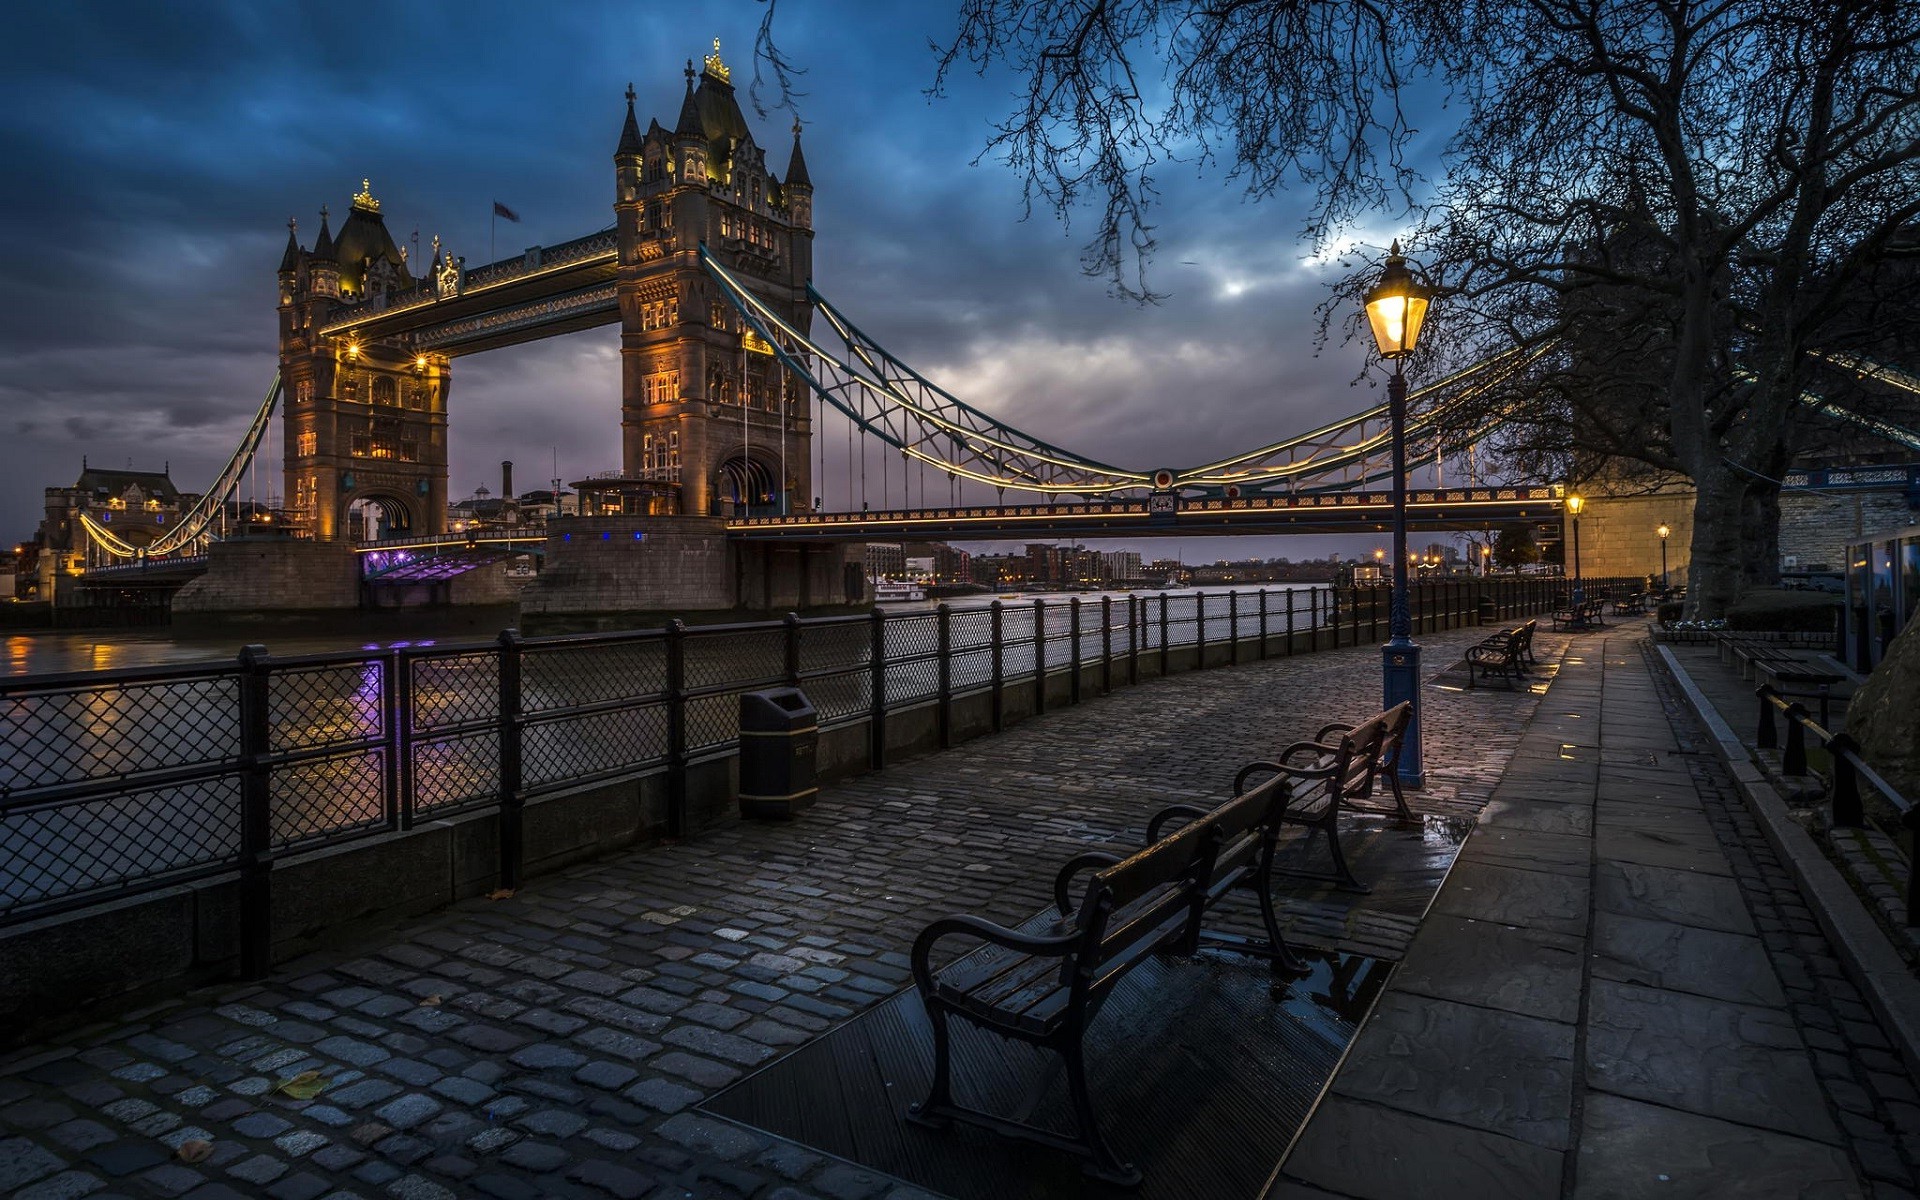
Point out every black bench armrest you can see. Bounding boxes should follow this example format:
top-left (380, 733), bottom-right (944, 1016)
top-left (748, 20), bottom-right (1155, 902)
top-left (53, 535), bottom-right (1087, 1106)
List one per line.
top-left (1053, 851), bottom-right (1125, 916)
top-left (1145, 803), bottom-right (1211, 844)
top-left (1314, 721), bottom-right (1356, 742)
top-left (1276, 740), bottom-right (1338, 766)
top-left (911, 915), bottom-right (1082, 996)
top-left (1237, 753), bottom-right (1336, 793)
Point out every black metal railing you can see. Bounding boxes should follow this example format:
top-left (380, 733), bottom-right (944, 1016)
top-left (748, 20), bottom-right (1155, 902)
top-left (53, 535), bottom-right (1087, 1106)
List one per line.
top-left (2, 578), bottom-right (1580, 961)
top-left (1757, 683), bottom-right (1917, 926)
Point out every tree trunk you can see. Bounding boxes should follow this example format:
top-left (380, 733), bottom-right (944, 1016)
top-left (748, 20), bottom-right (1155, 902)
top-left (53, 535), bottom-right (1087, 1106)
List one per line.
top-left (1740, 482), bottom-right (1782, 590)
top-left (1687, 465), bottom-right (1747, 618)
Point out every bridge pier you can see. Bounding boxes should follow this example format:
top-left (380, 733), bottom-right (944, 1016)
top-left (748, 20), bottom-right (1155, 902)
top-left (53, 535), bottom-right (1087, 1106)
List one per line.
top-left (172, 538), bottom-right (360, 627)
top-left (518, 516), bottom-right (860, 629)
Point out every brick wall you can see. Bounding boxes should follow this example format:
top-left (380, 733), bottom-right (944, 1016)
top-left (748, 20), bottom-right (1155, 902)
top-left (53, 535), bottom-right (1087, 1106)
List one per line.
top-left (1778, 492), bottom-right (1917, 572)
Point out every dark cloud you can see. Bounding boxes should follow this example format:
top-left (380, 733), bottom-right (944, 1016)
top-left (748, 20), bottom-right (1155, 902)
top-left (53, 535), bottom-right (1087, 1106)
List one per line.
top-left (0, 0), bottom-right (1430, 563)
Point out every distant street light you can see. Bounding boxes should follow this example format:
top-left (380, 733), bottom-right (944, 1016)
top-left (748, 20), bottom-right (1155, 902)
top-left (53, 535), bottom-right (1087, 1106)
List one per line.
top-left (1565, 493), bottom-right (1586, 604)
top-left (1362, 240), bottom-right (1434, 788)
top-left (1657, 523), bottom-right (1671, 589)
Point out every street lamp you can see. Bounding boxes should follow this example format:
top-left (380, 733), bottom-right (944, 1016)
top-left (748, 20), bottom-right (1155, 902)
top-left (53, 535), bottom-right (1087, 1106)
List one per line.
top-left (1363, 240), bottom-right (1434, 788)
top-left (1657, 524), bottom-right (1671, 590)
top-left (1565, 493), bottom-right (1585, 604)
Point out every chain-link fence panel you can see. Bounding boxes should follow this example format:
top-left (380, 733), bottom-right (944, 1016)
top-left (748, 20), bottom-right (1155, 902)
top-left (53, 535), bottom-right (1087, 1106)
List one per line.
top-left (522, 638), bottom-right (667, 714)
top-left (0, 775), bottom-right (243, 916)
top-left (523, 703), bottom-right (669, 789)
top-left (0, 672), bottom-right (241, 793)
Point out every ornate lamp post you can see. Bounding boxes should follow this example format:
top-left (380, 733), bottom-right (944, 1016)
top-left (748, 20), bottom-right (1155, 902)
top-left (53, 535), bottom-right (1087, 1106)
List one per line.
top-left (1565, 493), bottom-right (1586, 604)
top-left (1363, 241), bottom-right (1434, 787)
top-left (1657, 524), bottom-right (1671, 589)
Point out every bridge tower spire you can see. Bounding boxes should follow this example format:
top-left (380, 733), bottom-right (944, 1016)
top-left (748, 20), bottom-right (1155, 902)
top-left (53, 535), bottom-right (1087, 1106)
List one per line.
top-left (613, 45), bottom-right (815, 517)
top-left (278, 182), bottom-right (448, 541)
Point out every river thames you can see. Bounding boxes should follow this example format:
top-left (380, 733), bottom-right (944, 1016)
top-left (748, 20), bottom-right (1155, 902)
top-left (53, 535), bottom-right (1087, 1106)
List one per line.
top-left (1, 584), bottom-right (1332, 677)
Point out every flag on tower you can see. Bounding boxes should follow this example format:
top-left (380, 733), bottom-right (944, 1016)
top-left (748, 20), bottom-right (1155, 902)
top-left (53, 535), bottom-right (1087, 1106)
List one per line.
top-left (493, 201), bottom-right (521, 222)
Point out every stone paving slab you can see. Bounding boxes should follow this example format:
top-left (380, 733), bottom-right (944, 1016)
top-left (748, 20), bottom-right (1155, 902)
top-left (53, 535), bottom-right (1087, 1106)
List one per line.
top-left (1273, 628), bottom-right (1920, 1200)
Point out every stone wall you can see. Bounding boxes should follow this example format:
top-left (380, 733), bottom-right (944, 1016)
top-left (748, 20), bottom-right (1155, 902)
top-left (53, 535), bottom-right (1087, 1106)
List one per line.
top-left (1567, 490), bottom-right (1694, 588)
top-left (519, 516), bottom-right (859, 617)
top-left (518, 515), bottom-right (734, 616)
top-left (1779, 492), bottom-right (1917, 572)
top-left (1574, 483), bottom-right (1918, 582)
top-left (172, 538), bottom-right (360, 613)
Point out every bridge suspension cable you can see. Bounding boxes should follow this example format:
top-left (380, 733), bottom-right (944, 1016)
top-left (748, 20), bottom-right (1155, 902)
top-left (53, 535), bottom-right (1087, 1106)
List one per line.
top-left (704, 246), bottom-right (1543, 498)
top-left (76, 373), bottom-right (283, 560)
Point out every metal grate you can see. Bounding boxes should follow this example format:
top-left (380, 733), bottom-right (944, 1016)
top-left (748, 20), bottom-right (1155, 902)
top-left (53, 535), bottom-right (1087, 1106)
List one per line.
top-left (270, 661), bottom-right (384, 752)
top-left (685, 628), bottom-right (786, 691)
top-left (0, 674), bottom-right (241, 793)
top-left (0, 776), bottom-right (243, 914)
top-left (272, 751), bottom-right (386, 848)
top-left (523, 704), bottom-right (669, 788)
top-left (410, 652), bottom-right (498, 732)
top-left (522, 639), bottom-right (666, 713)
top-left (412, 730), bottom-right (500, 813)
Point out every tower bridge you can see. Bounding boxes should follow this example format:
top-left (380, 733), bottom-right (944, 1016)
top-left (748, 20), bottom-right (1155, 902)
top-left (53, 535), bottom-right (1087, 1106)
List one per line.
top-left (60, 38), bottom-right (1920, 621)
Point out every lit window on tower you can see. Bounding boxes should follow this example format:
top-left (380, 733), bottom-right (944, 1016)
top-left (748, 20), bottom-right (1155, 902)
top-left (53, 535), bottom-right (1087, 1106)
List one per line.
top-left (296, 430), bottom-right (317, 457)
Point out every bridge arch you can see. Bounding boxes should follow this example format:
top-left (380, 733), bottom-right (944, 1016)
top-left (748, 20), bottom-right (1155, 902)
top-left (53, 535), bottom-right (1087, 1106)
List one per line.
top-left (344, 491), bottom-right (420, 542)
top-left (714, 452), bottom-right (785, 517)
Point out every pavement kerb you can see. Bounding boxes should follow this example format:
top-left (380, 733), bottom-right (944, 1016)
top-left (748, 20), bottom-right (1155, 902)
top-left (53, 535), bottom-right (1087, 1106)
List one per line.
top-left (1657, 643), bottom-right (1920, 1080)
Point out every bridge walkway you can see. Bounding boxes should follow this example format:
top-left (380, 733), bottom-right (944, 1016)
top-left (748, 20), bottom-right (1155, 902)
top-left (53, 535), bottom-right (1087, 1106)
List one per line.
top-left (0, 626), bottom-right (1910, 1197)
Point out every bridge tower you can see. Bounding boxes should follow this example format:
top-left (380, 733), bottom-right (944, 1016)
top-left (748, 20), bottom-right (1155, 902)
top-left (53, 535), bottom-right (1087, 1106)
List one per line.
top-left (614, 42), bottom-right (815, 517)
top-left (277, 182), bottom-right (450, 541)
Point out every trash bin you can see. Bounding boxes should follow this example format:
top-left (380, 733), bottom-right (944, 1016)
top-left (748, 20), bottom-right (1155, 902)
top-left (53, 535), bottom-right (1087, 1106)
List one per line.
top-left (738, 688), bottom-right (818, 818)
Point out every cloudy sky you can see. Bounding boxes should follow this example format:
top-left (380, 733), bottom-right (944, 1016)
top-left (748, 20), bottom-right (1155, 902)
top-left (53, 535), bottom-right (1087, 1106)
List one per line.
top-left (0, 0), bottom-right (1436, 561)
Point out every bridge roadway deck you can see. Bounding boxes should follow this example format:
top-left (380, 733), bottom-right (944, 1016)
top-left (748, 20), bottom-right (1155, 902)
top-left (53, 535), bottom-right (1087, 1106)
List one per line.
top-left (1, 627), bottom-right (1914, 1198)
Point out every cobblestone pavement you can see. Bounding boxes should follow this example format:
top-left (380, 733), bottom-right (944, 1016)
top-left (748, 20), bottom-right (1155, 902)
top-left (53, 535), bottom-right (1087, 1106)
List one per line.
top-left (0, 628), bottom-right (1554, 1200)
top-left (1277, 628), bottom-right (1920, 1200)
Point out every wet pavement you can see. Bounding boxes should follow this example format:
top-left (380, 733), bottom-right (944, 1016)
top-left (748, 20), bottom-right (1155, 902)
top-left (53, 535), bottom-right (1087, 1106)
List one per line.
top-left (1275, 628), bottom-right (1920, 1200)
top-left (3, 623), bottom-right (1914, 1198)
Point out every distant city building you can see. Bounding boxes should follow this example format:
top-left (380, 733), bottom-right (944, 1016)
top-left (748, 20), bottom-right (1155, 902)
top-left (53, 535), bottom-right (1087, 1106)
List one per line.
top-left (866, 542), bottom-right (906, 580)
top-left (34, 464), bottom-right (201, 600)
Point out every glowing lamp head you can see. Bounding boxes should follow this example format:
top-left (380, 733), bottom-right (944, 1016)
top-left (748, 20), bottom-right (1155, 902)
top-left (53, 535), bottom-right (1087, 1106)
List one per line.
top-left (1363, 241), bottom-right (1433, 360)
top-left (1565, 494), bottom-right (1585, 516)
top-left (346, 341), bottom-right (360, 360)
top-left (1657, 524), bottom-right (1670, 539)
top-left (1373, 548), bottom-right (1385, 561)
top-left (415, 355), bottom-right (427, 370)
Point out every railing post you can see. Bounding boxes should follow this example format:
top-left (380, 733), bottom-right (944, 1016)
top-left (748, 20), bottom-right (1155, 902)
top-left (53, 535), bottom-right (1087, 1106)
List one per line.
top-left (1069, 597), bottom-right (1083, 704)
top-left (936, 603), bottom-right (952, 749)
top-left (1258, 589), bottom-right (1269, 660)
top-left (497, 629), bottom-right (524, 891)
top-left (1126, 595), bottom-right (1139, 686)
top-left (870, 608), bottom-right (888, 769)
top-left (1828, 734), bottom-right (1864, 827)
top-left (1229, 591), bottom-right (1240, 665)
top-left (784, 611), bottom-right (802, 687)
top-left (666, 619), bottom-right (687, 839)
top-left (1160, 594), bottom-right (1170, 676)
top-left (1782, 703), bottom-right (1808, 777)
top-left (237, 644), bottom-right (273, 979)
top-left (1195, 592), bottom-right (1207, 667)
top-left (1102, 596), bottom-right (1114, 693)
top-left (1756, 686), bottom-right (1778, 750)
top-left (1286, 589), bottom-right (1296, 656)
top-left (1308, 588), bottom-right (1317, 652)
top-left (1034, 598), bottom-right (1048, 714)
top-left (386, 648), bottom-right (409, 833)
top-left (990, 600), bottom-right (1005, 732)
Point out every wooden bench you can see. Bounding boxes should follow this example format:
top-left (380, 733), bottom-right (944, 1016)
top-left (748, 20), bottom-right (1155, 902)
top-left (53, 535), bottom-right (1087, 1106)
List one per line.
top-left (1466, 623), bottom-right (1531, 689)
top-left (908, 778), bottom-right (1294, 1185)
top-left (1550, 598), bottom-right (1606, 631)
top-left (1231, 703), bottom-right (1411, 892)
top-left (1611, 594), bottom-right (1645, 617)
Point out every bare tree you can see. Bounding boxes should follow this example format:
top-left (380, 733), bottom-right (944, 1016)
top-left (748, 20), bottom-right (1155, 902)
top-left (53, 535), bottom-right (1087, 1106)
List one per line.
top-left (759, 0), bottom-right (1920, 615)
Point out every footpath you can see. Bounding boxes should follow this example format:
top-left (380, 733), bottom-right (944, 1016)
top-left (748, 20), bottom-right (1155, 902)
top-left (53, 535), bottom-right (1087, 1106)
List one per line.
top-left (0, 625), bottom-right (1914, 1199)
top-left (1276, 628), bottom-right (1920, 1200)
